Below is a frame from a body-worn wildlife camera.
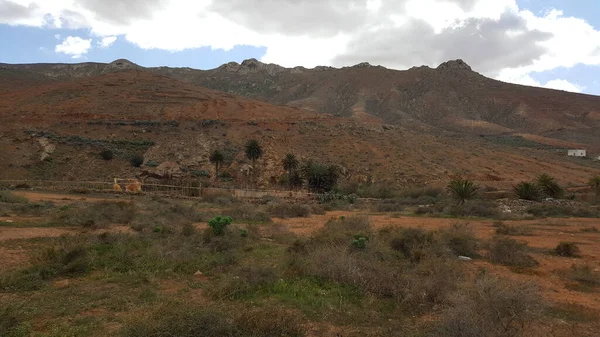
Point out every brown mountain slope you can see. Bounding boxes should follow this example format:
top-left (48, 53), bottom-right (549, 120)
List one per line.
top-left (0, 70), bottom-right (598, 189)
top-left (3, 58), bottom-right (599, 150)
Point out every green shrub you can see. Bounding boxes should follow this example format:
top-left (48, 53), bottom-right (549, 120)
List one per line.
top-left (207, 216), bottom-right (233, 236)
top-left (351, 235), bottom-right (368, 249)
top-left (555, 242), bottom-right (580, 257)
top-left (100, 149), bottom-right (114, 161)
top-left (488, 236), bottom-right (538, 267)
top-left (514, 181), bottom-right (542, 201)
top-left (0, 306), bottom-right (28, 337)
top-left (191, 170), bottom-right (211, 178)
top-left (145, 160), bottom-right (159, 167)
top-left (130, 156), bottom-right (144, 167)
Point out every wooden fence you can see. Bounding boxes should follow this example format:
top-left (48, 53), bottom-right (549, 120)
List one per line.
top-left (0, 179), bottom-right (318, 200)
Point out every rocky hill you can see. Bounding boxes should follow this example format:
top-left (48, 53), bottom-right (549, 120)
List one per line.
top-left (1, 60), bottom-right (599, 189)
top-left (4, 58), bottom-right (600, 147)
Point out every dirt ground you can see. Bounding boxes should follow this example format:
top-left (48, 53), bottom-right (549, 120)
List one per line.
top-left (273, 211), bottom-right (600, 315)
top-left (11, 190), bottom-right (127, 205)
top-left (1, 192), bottom-right (599, 324)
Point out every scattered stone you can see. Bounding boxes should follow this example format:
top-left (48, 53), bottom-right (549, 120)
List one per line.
top-left (194, 270), bottom-right (203, 277)
top-left (458, 256), bottom-right (472, 261)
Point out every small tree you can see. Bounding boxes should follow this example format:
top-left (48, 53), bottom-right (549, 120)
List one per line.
top-left (514, 181), bottom-right (542, 201)
top-left (282, 153), bottom-right (299, 189)
top-left (589, 176), bottom-right (600, 195)
top-left (536, 173), bottom-right (564, 199)
top-left (446, 179), bottom-right (479, 205)
top-left (129, 156), bottom-right (144, 168)
top-left (100, 149), bottom-right (113, 161)
top-left (209, 150), bottom-right (224, 179)
top-left (301, 161), bottom-right (340, 193)
top-left (245, 139), bottom-right (263, 185)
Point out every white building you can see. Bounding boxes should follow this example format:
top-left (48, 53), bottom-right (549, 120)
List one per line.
top-left (568, 149), bottom-right (587, 157)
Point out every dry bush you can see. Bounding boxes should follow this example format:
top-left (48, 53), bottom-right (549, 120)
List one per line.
top-left (130, 199), bottom-right (211, 232)
top-left (121, 303), bottom-right (305, 337)
top-left (440, 223), bottom-right (479, 257)
top-left (565, 264), bottom-right (600, 287)
top-left (375, 199), bottom-right (405, 212)
top-left (445, 200), bottom-right (500, 218)
top-left (201, 191), bottom-right (238, 205)
top-left (0, 305), bottom-right (26, 337)
top-left (526, 204), bottom-right (600, 218)
top-left (488, 236), bottom-right (538, 267)
top-left (436, 273), bottom-right (544, 337)
top-left (54, 201), bottom-right (136, 228)
top-left (288, 218), bottom-right (465, 310)
top-left (0, 191), bottom-right (28, 204)
top-left (206, 265), bottom-right (278, 300)
top-left (226, 204), bottom-right (272, 223)
top-left (555, 242), bottom-right (581, 257)
top-left (494, 222), bottom-right (534, 236)
top-left (267, 203), bottom-right (311, 218)
top-left (581, 226), bottom-right (599, 233)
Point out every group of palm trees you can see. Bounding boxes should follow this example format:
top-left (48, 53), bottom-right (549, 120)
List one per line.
top-left (207, 139), bottom-right (340, 192)
top-left (209, 139), bottom-right (263, 182)
top-left (447, 174), bottom-right (600, 204)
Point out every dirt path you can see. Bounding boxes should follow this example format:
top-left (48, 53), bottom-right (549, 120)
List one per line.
top-left (12, 190), bottom-right (128, 205)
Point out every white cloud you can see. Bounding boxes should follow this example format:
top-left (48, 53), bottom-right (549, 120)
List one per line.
top-left (98, 35), bottom-right (117, 48)
top-left (54, 36), bottom-right (92, 58)
top-left (544, 79), bottom-right (584, 93)
top-left (1, 0), bottom-right (599, 92)
top-left (497, 73), bottom-right (584, 93)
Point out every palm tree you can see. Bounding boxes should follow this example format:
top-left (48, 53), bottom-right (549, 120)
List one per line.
top-left (590, 176), bottom-right (600, 195)
top-left (535, 173), bottom-right (564, 198)
top-left (245, 139), bottom-right (263, 184)
top-left (446, 179), bottom-right (479, 205)
top-left (514, 181), bottom-right (542, 201)
top-left (282, 153), bottom-right (299, 188)
top-left (209, 150), bottom-right (224, 180)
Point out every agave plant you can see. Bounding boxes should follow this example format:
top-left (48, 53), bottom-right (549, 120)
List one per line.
top-left (447, 179), bottom-right (480, 204)
top-left (514, 181), bottom-right (542, 201)
top-left (535, 174), bottom-right (564, 199)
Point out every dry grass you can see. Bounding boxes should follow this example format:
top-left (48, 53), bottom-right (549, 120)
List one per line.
top-left (488, 236), bottom-right (539, 267)
top-left (494, 222), bottom-right (534, 236)
top-left (121, 303), bottom-right (306, 337)
top-left (436, 273), bottom-right (545, 337)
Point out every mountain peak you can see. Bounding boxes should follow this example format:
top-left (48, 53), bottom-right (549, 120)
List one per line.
top-left (107, 59), bottom-right (139, 70)
top-left (436, 59), bottom-right (472, 71)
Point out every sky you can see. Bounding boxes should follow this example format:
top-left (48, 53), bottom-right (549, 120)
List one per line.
top-left (0, 0), bottom-right (599, 95)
